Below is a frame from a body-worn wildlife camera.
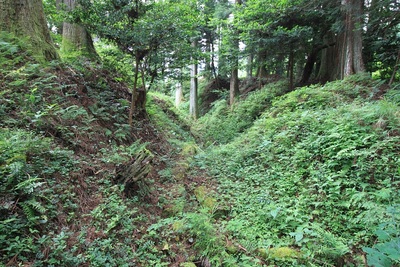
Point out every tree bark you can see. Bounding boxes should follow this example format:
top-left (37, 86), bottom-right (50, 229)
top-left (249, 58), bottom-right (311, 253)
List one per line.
top-left (317, 32), bottom-right (338, 83)
top-left (288, 49), bottom-right (294, 91)
top-left (55, 0), bottom-right (63, 34)
top-left (302, 41), bottom-right (336, 85)
top-left (247, 54), bottom-right (253, 78)
top-left (339, 0), bottom-right (365, 79)
top-left (139, 62), bottom-right (147, 111)
top-left (175, 82), bottom-right (183, 108)
top-left (230, 67), bottom-right (239, 105)
top-left (190, 41), bottom-right (199, 119)
top-left (61, 0), bottom-right (97, 58)
top-left (210, 39), bottom-right (219, 81)
top-left (203, 29), bottom-right (213, 79)
top-left (0, 0), bottom-right (59, 61)
top-left (229, 0), bottom-right (242, 105)
top-left (256, 49), bottom-right (269, 79)
top-left (389, 50), bottom-right (400, 86)
top-left (129, 55), bottom-right (140, 126)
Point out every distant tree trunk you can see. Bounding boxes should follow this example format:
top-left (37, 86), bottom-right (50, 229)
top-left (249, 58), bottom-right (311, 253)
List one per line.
top-left (302, 41), bottom-right (336, 85)
top-left (247, 53), bottom-right (253, 78)
top-left (217, 25), bottom-right (228, 78)
top-left (61, 0), bottom-right (97, 58)
top-left (288, 49), bottom-right (295, 91)
top-left (317, 33), bottom-right (337, 83)
top-left (229, 0), bottom-right (242, 105)
top-left (338, 0), bottom-right (365, 79)
top-left (175, 82), bottom-right (183, 108)
top-left (210, 40), bottom-right (218, 80)
top-left (190, 41), bottom-right (199, 119)
top-left (363, 0), bottom-right (379, 72)
top-left (139, 62), bottom-right (147, 111)
top-left (276, 53), bottom-right (285, 76)
top-left (56, 0), bottom-right (63, 34)
top-left (0, 0), bottom-right (59, 61)
top-left (230, 67), bottom-right (239, 105)
top-left (204, 29), bottom-right (213, 79)
top-left (300, 46), bottom-right (319, 85)
top-left (256, 49), bottom-right (269, 79)
top-left (129, 55), bottom-right (140, 126)
top-left (389, 50), bottom-right (400, 86)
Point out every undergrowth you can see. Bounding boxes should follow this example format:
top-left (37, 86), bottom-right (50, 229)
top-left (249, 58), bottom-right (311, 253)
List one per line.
top-left (0, 32), bottom-right (177, 266)
top-left (192, 74), bottom-right (400, 266)
top-left (192, 80), bottom-right (289, 145)
top-left (2, 30), bottom-right (399, 267)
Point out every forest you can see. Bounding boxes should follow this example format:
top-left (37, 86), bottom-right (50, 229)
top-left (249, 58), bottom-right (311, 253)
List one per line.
top-left (0, 0), bottom-right (399, 266)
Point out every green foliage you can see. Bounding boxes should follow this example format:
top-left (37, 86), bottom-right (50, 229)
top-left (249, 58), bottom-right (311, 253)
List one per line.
top-left (194, 76), bottom-right (400, 265)
top-left (363, 205), bottom-right (400, 267)
top-left (0, 129), bottom-right (75, 262)
top-left (0, 34), bottom-right (160, 266)
top-left (79, 0), bottom-right (200, 78)
top-left (147, 92), bottom-right (194, 147)
top-left (0, 34), bottom-right (60, 129)
top-left (364, 0), bottom-right (400, 80)
top-left (3, 2), bottom-right (400, 264)
top-left (0, 32), bottom-right (34, 75)
top-left (95, 41), bottom-right (135, 84)
top-left (193, 81), bottom-right (289, 144)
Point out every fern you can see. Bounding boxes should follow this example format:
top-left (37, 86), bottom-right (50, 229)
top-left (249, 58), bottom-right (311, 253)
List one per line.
top-left (15, 176), bottom-right (44, 194)
top-left (313, 225), bottom-right (349, 259)
top-left (20, 199), bottom-right (47, 221)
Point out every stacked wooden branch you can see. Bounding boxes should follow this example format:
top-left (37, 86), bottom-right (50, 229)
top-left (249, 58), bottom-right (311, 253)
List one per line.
top-left (115, 150), bottom-right (153, 185)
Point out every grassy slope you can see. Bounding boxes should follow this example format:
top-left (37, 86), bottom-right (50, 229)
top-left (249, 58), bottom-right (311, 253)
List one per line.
top-left (191, 74), bottom-right (400, 266)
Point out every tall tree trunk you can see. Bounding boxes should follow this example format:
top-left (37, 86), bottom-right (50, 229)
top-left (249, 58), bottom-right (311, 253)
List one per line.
top-left (247, 53), bottom-right (253, 78)
top-left (363, 0), bottom-right (379, 72)
top-left (339, 0), bottom-right (365, 79)
top-left (257, 49), bottom-right (269, 79)
top-left (190, 41), bottom-right (199, 120)
top-left (300, 46), bottom-right (319, 85)
top-left (317, 32), bottom-right (337, 83)
top-left (175, 82), bottom-right (183, 108)
top-left (129, 55), bottom-right (140, 126)
top-left (230, 67), bottom-right (239, 105)
top-left (210, 38), bottom-right (218, 81)
top-left (389, 50), bottom-right (400, 86)
top-left (0, 0), bottom-right (59, 61)
top-left (276, 53), bottom-right (285, 76)
top-left (56, 0), bottom-right (63, 34)
top-left (203, 29), bottom-right (213, 79)
top-left (288, 49), bottom-right (294, 91)
top-left (140, 62), bottom-right (147, 111)
top-left (217, 25), bottom-right (228, 78)
top-left (61, 0), bottom-right (97, 58)
top-left (302, 41), bottom-right (337, 85)
top-left (229, 0), bottom-right (242, 105)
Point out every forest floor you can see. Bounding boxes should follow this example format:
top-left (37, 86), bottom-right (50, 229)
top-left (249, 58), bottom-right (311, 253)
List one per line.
top-left (1, 50), bottom-right (218, 266)
top-left (45, 65), bottom-right (216, 266)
